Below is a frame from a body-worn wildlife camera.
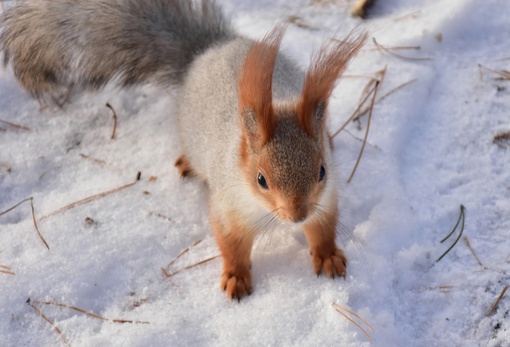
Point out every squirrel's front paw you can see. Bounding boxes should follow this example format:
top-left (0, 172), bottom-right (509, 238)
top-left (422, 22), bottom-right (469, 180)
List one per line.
top-left (220, 268), bottom-right (252, 301)
top-left (310, 248), bottom-right (347, 279)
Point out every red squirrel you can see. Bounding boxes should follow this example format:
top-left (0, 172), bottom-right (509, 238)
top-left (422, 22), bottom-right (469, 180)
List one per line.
top-left (0, 0), bottom-right (367, 300)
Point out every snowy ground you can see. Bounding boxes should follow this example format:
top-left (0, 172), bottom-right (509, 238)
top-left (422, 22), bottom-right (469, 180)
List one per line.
top-left (1, 0), bottom-right (509, 346)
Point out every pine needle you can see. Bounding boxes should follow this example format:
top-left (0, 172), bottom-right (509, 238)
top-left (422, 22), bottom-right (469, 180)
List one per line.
top-left (0, 119), bottom-right (31, 131)
top-left (163, 255), bottom-right (221, 279)
top-left (347, 80), bottom-right (379, 183)
top-left (29, 302), bottom-right (71, 347)
top-left (41, 179), bottom-right (138, 220)
top-left (330, 80), bottom-right (379, 139)
top-left (33, 300), bottom-right (150, 324)
top-left (333, 303), bottom-right (374, 341)
top-left (463, 236), bottom-right (486, 269)
top-left (0, 270), bottom-right (15, 275)
top-left (431, 205), bottom-right (466, 267)
top-left (373, 38), bottom-right (432, 61)
top-left (79, 153), bottom-right (108, 166)
top-left (0, 197), bottom-right (49, 250)
top-left (487, 285), bottom-right (509, 317)
top-left (106, 103), bottom-right (118, 140)
top-left (478, 64), bottom-right (510, 80)
top-left (164, 240), bottom-right (203, 270)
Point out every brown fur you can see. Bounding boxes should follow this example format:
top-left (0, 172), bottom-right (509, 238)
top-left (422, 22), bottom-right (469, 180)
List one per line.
top-left (303, 200), bottom-right (346, 278)
top-left (175, 155), bottom-right (193, 177)
top-left (238, 26), bottom-right (286, 145)
top-left (210, 210), bottom-right (254, 301)
top-left (298, 32), bottom-right (368, 137)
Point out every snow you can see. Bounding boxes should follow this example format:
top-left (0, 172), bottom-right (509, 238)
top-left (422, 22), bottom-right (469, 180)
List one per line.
top-left (1, 0), bottom-right (509, 346)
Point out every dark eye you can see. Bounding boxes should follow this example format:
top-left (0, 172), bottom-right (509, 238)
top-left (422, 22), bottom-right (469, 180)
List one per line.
top-left (258, 173), bottom-right (268, 189)
top-left (319, 165), bottom-right (326, 182)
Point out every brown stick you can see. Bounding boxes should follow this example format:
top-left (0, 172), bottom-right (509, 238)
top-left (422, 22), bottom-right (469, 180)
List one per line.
top-left (41, 180), bottom-right (137, 220)
top-left (353, 78), bottom-right (417, 122)
top-left (330, 80), bottom-right (379, 139)
top-left (29, 303), bottom-right (71, 347)
top-left (164, 255), bottom-right (221, 278)
top-left (106, 103), bottom-right (117, 140)
top-left (0, 197), bottom-right (49, 250)
top-left (347, 80), bottom-right (379, 183)
top-left (164, 240), bottom-right (203, 270)
top-left (463, 236), bottom-right (486, 268)
top-left (0, 119), bottom-right (31, 131)
top-left (0, 270), bottom-right (15, 275)
top-left (487, 285), bottom-right (509, 317)
top-left (30, 197), bottom-right (50, 250)
top-left (33, 300), bottom-right (150, 324)
top-left (373, 38), bottom-right (432, 61)
top-left (79, 153), bottom-right (108, 166)
top-left (478, 64), bottom-right (510, 80)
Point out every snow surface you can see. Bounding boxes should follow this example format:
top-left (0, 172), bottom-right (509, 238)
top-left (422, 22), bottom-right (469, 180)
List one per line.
top-left (1, 0), bottom-right (509, 346)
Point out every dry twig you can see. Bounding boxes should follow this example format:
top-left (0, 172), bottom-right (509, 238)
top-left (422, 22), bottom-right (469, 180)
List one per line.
top-left (478, 64), bottom-right (510, 80)
top-left (487, 285), bottom-right (509, 317)
top-left (41, 179), bottom-right (138, 220)
top-left (333, 303), bottom-right (374, 341)
top-left (163, 255), bottom-right (221, 279)
top-left (163, 240), bottom-right (202, 271)
top-left (347, 80), bottom-right (379, 183)
top-left (29, 302), bottom-right (71, 347)
top-left (463, 236), bottom-right (486, 269)
top-left (0, 119), bottom-right (31, 131)
top-left (79, 153), bottom-right (108, 166)
top-left (106, 103), bottom-right (117, 140)
top-left (0, 265), bottom-right (15, 275)
top-left (0, 197), bottom-right (49, 250)
top-left (33, 300), bottom-right (150, 324)
top-left (373, 38), bottom-right (432, 61)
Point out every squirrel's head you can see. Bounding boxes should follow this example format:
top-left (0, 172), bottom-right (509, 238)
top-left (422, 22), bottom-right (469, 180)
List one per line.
top-left (238, 26), bottom-right (366, 223)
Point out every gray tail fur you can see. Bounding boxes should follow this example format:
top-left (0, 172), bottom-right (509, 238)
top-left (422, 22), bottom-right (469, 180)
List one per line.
top-left (0, 0), bottom-right (234, 99)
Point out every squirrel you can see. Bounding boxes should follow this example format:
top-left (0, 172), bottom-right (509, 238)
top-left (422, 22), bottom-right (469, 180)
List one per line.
top-left (0, 0), bottom-right (367, 301)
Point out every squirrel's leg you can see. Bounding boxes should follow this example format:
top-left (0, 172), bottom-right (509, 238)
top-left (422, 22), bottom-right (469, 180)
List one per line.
top-left (210, 209), bottom-right (254, 301)
top-left (304, 201), bottom-right (347, 278)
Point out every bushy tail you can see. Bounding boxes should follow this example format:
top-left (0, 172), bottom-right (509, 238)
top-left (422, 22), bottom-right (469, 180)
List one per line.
top-left (0, 0), bottom-right (234, 99)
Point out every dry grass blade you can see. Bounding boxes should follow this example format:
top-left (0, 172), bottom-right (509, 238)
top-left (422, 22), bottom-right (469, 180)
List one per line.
top-left (487, 285), bottom-right (509, 317)
top-left (333, 303), bottom-right (374, 341)
top-left (1, 270), bottom-right (15, 275)
top-left (0, 264), bottom-right (12, 270)
top-left (463, 236), bottom-right (486, 268)
top-left (478, 64), bottom-right (510, 80)
top-left (0, 119), bottom-right (31, 131)
top-left (0, 197), bottom-right (32, 217)
top-left (164, 255), bottom-right (221, 278)
top-left (79, 153), bottom-right (108, 166)
top-left (164, 240), bottom-right (202, 271)
top-left (0, 197), bottom-right (49, 250)
top-left (347, 80), bottom-right (379, 183)
top-left (41, 180), bottom-right (138, 220)
top-left (29, 303), bottom-right (71, 347)
top-left (106, 103), bottom-right (117, 140)
top-left (373, 38), bottom-right (432, 61)
top-left (363, 45), bottom-right (421, 52)
top-left (393, 10), bottom-right (421, 21)
top-left (33, 301), bottom-right (150, 324)
top-left (353, 78), bottom-right (418, 122)
top-left (30, 198), bottom-right (50, 250)
top-left (330, 80), bottom-right (379, 139)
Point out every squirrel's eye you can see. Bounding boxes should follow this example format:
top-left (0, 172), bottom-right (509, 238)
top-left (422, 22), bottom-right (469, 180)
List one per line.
top-left (257, 173), bottom-right (268, 189)
top-left (319, 165), bottom-right (326, 182)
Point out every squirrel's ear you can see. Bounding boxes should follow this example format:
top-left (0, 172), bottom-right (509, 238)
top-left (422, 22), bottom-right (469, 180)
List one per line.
top-left (298, 31), bottom-right (368, 137)
top-left (239, 25), bottom-right (286, 146)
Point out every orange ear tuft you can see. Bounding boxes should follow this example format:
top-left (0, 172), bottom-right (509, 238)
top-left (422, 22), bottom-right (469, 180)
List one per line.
top-left (239, 25), bottom-right (287, 144)
top-left (298, 31), bottom-right (368, 136)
